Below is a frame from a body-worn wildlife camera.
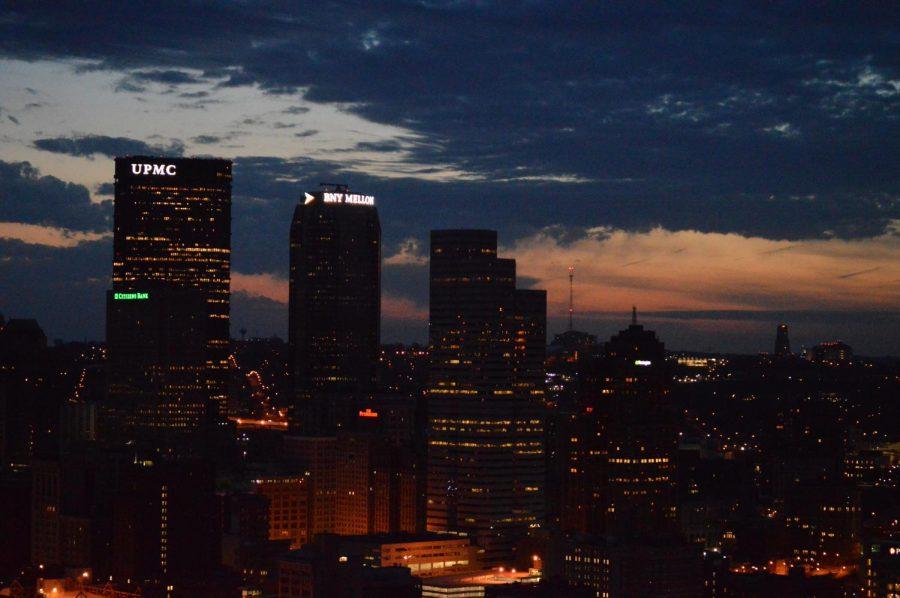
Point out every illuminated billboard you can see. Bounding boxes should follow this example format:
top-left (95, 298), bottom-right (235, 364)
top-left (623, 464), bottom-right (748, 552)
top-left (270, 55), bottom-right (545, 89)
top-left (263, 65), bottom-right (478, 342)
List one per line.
top-left (113, 292), bottom-right (149, 300)
top-left (304, 191), bottom-right (375, 207)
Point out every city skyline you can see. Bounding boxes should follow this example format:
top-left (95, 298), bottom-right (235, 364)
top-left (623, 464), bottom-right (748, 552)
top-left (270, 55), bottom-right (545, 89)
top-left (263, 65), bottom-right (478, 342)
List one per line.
top-left (0, 3), bottom-right (898, 356)
top-left (1, 6), bottom-right (899, 597)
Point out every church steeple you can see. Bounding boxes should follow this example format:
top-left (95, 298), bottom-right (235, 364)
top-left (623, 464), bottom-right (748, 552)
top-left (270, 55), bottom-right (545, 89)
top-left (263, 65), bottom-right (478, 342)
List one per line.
top-left (632, 305), bottom-right (637, 326)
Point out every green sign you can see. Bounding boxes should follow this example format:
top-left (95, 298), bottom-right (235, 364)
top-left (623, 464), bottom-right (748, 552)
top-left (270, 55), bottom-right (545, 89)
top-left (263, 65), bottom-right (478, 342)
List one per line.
top-left (113, 292), bottom-right (149, 301)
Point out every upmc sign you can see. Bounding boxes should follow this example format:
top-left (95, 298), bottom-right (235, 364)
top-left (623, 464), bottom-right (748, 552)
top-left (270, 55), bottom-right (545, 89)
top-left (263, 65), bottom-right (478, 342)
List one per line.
top-left (131, 163), bottom-right (177, 176)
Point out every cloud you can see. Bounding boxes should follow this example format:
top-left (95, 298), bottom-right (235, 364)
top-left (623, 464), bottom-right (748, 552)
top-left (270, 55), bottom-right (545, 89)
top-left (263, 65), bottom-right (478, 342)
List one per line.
top-left (0, 221), bottom-right (110, 247)
top-left (3, 3), bottom-right (899, 205)
top-left (763, 122), bottom-right (800, 138)
top-left (191, 134), bottom-right (222, 144)
top-left (232, 271), bottom-right (288, 303)
top-left (383, 293), bottom-right (428, 322)
top-left (0, 160), bottom-right (110, 231)
top-left (131, 69), bottom-right (203, 85)
top-left (0, 238), bottom-right (110, 341)
top-left (384, 238), bottom-right (428, 265)
top-left (33, 134), bottom-right (185, 158)
top-left (507, 225), bottom-right (900, 319)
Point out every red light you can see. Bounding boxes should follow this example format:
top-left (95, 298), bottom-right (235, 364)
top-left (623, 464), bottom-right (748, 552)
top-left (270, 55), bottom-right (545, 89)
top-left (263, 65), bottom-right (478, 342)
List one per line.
top-left (585, 406), bottom-right (593, 413)
top-left (359, 408), bottom-right (378, 418)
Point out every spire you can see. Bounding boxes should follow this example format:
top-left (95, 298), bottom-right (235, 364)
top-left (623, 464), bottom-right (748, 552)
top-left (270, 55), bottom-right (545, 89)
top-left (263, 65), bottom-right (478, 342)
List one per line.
top-left (632, 305), bottom-right (637, 326)
top-left (567, 265), bottom-right (575, 331)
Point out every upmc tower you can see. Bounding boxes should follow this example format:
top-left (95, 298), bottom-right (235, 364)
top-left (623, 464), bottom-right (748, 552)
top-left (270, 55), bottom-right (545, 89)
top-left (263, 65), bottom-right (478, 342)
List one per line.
top-left (288, 186), bottom-right (381, 435)
top-left (105, 156), bottom-right (232, 441)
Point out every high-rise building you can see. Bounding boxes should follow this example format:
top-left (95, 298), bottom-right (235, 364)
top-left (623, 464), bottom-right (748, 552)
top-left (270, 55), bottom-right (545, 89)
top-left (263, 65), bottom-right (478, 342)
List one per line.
top-left (105, 156), bottom-right (232, 440)
top-left (599, 308), bottom-right (677, 537)
top-left (558, 309), bottom-right (677, 538)
top-left (426, 230), bottom-right (546, 563)
top-left (774, 323), bottom-right (791, 357)
top-left (288, 186), bottom-right (380, 435)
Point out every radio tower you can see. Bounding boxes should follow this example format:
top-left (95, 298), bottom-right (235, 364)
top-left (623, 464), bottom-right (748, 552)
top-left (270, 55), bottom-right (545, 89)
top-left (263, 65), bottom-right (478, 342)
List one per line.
top-left (568, 265), bottom-right (575, 331)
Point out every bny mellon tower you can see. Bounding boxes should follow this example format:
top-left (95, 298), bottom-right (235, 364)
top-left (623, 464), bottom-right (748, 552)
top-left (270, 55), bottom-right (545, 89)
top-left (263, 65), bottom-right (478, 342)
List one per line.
top-left (288, 186), bottom-right (381, 435)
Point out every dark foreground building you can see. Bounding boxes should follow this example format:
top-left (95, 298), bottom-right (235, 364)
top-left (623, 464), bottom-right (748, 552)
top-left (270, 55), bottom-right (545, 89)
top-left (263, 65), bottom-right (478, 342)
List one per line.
top-left (288, 186), bottom-right (381, 435)
top-left (426, 230), bottom-right (546, 563)
top-left (104, 156), bottom-right (232, 442)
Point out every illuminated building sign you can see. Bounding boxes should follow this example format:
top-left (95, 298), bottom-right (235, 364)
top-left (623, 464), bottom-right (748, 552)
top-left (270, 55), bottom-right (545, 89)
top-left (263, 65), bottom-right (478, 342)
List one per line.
top-left (322, 192), bottom-right (375, 206)
top-left (114, 292), bottom-right (149, 300)
top-left (634, 360), bottom-right (652, 367)
top-left (131, 163), bottom-right (177, 176)
top-left (358, 408), bottom-right (379, 418)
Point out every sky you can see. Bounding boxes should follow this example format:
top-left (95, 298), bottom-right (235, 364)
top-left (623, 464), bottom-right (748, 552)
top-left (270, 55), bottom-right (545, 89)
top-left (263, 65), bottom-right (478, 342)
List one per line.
top-left (0, 2), bottom-right (898, 355)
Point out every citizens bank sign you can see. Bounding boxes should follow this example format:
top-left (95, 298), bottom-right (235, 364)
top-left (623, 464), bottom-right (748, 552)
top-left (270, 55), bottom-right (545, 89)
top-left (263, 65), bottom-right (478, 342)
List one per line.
top-left (131, 163), bottom-right (177, 176)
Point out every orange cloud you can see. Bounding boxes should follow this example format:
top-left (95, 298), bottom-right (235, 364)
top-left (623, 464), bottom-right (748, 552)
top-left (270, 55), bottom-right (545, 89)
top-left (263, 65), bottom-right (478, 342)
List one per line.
top-left (0, 221), bottom-right (110, 247)
top-left (506, 224), bottom-right (900, 319)
top-left (232, 271), bottom-right (428, 322)
top-left (232, 272), bottom-right (288, 303)
top-left (383, 293), bottom-right (428, 321)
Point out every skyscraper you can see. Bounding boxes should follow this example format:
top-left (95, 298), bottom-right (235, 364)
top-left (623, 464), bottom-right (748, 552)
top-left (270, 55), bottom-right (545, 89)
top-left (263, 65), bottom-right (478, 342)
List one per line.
top-left (426, 230), bottom-right (546, 562)
top-left (774, 323), bottom-right (791, 356)
top-left (598, 307), bottom-right (676, 537)
top-left (105, 156), bottom-right (232, 440)
top-left (288, 186), bottom-right (381, 435)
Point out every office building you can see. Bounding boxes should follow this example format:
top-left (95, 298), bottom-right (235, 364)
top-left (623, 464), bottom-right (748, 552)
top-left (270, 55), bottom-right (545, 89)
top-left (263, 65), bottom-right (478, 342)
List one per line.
top-left (288, 186), bottom-right (380, 435)
top-left (774, 323), bottom-right (791, 357)
top-left (862, 538), bottom-right (900, 598)
top-left (426, 230), bottom-right (546, 562)
top-left (105, 156), bottom-right (232, 439)
top-left (599, 308), bottom-right (677, 537)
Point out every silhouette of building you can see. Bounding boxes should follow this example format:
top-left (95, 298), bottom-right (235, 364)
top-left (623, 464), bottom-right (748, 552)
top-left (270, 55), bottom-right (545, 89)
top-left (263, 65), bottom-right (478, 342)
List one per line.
top-left (599, 307), bottom-right (677, 537)
top-left (808, 341), bottom-right (854, 365)
top-left (426, 230), bottom-right (546, 563)
top-left (104, 156), bottom-right (232, 441)
top-left (774, 323), bottom-right (791, 357)
top-left (288, 186), bottom-right (380, 435)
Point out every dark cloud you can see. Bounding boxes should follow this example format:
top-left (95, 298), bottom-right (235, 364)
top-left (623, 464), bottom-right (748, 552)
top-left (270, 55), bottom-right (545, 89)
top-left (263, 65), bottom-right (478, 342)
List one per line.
top-left (353, 140), bottom-right (405, 152)
top-left (0, 3), bottom-right (897, 243)
top-left (7, 115), bottom-right (19, 125)
top-left (0, 160), bottom-right (110, 231)
top-left (232, 292), bottom-right (287, 341)
top-left (174, 98), bottom-right (222, 110)
top-left (1, 3), bottom-right (899, 351)
top-left (131, 69), bottom-right (202, 85)
top-left (294, 129), bottom-right (318, 138)
top-left (114, 78), bottom-right (145, 93)
top-left (191, 135), bottom-right (222, 144)
top-left (33, 134), bottom-right (185, 158)
top-left (0, 238), bottom-right (111, 342)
